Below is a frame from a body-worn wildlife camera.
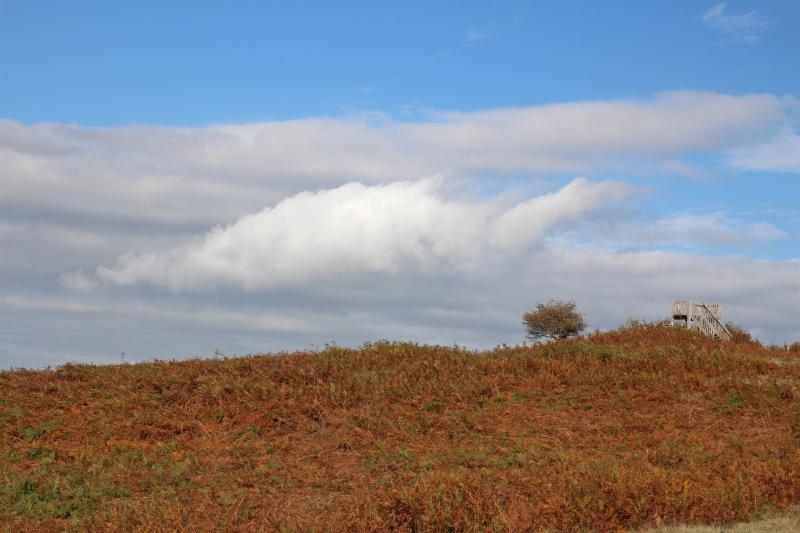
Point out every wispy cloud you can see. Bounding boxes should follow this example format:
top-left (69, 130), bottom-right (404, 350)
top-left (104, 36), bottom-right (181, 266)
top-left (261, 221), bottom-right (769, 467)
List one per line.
top-left (701, 3), bottom-right (770, 44)
top-left (464, 29), bottom-right (490, 42)
top-left (626, 212), bottom-right (786, 247)
top-left (425, 28), bottom-right (492, 64)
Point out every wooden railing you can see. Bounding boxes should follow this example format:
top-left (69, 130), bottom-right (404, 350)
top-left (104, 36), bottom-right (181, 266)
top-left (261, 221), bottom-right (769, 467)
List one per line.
top-left (695, 304), bottom-right (731, 340)
top-left (671, 301), bottom-right (731, 341)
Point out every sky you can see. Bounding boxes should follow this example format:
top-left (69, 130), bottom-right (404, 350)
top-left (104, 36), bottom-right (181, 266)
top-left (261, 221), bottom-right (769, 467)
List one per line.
top-left (1, 1), bottom-right (799, 368)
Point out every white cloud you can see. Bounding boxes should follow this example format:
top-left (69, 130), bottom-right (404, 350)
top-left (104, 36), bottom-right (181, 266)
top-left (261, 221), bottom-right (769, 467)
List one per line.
top-left (416, 91), bottom-right (786, 166)
top-left (95, 177), bottom-right (636, 290)
top-left (701, 3), bottom-right (770, 44)
top-left (623, 212), bottom-right (786, 247)
top-left (730, 130), bottom-right (800, 173)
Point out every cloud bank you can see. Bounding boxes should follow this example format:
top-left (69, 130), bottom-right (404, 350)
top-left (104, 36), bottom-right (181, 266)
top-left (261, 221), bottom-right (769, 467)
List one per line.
top-left (2, 90), bottom-right (799, 367)
top-left (0, 90), bottom-right (791, 232)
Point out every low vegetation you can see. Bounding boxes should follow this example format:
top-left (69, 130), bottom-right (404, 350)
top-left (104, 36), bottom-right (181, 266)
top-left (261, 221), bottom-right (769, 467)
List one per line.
top-left (724, 323), bottom-right (755, 344)
top-left (1, 323), bottom-right (799, 531)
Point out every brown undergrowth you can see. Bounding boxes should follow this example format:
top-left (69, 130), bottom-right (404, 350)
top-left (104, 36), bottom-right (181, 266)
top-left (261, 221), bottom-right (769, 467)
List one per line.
top-left (1, 323), bottom-right (799, 531)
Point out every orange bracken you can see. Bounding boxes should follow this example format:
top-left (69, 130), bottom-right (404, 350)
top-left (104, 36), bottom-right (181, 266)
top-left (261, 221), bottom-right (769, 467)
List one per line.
top-left (1, 323), bottom-right (799, 531)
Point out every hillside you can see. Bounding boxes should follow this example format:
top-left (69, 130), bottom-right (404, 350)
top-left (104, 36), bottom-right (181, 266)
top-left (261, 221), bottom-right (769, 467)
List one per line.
top-left (1, 324), bottom-right (799, 531)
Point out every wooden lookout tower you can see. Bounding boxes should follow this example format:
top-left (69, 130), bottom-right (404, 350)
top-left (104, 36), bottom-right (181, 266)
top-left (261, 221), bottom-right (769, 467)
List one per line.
top-left (671, 301), bottom-right (731, 340)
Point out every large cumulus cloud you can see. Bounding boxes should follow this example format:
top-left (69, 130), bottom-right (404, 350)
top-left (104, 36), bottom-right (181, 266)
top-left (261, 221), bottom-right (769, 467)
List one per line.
top-left (95, 177), bottom-right (635, 290)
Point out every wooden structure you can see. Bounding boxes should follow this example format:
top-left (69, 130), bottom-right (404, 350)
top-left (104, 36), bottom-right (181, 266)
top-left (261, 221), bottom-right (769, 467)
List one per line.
top-left (671, 301), bottom-right (731, 340)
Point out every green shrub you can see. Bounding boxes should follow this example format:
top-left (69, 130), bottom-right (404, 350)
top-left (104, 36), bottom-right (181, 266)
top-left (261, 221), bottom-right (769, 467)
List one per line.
top-left (522, 300), bottom-right (587, 342)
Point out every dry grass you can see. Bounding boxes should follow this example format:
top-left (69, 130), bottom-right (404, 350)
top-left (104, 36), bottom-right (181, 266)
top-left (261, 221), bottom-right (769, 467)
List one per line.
top-left (1, 323), bottom-right (799, 531)
top-left (643, 511), bottom-right (800, 532)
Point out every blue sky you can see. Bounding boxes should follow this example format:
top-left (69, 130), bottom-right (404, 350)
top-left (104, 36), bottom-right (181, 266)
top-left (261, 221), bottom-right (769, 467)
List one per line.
top-left (2, 1), bottom-right (799, 125)
top-left (1, 1), bottom-right (799, 367)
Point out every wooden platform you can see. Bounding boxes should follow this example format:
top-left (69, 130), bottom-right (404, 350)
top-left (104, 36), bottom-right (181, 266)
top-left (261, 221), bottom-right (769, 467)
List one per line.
top-left (671, 300), bottom-right (731, 340)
